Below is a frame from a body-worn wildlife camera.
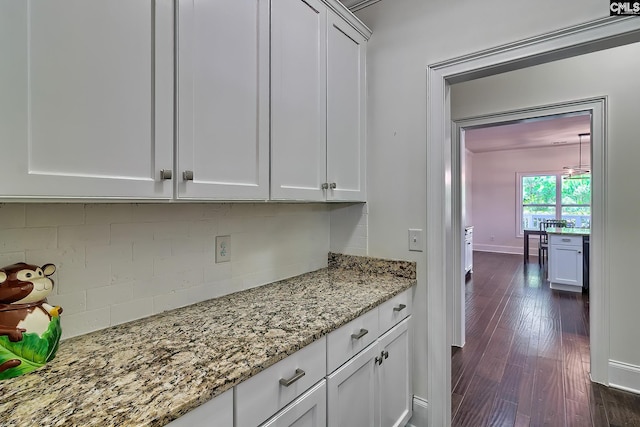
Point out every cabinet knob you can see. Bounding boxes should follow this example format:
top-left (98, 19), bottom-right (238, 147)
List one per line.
top-left (330, 182), bottom-right (337, 189)
top-left (375, 356), bottom-right (383, 365)
top-left (383, 350), bottom-right (389, 359)
top-left (160, 169), bottom-right (172, 180)
top-left (183, 170), bottom-right (194, 181)
top-left (321, 183), bottom-right (329, 190)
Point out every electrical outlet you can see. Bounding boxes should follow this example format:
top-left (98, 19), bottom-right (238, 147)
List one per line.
top-left (215, 235), bottom-right (231, 263)
top-left (409, 229), bottom-right (423, 252)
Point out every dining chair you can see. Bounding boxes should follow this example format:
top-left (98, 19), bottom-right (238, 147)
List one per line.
top-left (538, 219), bottom-right (568, 264)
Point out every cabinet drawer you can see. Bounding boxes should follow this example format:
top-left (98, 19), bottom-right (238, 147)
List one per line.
top-left (549, 234), bottom-right (582, 247)
top-left (236, 337), bottom-right (326, 427)
top-left (259, 380), bottom-right (326, 427)
top-left (378, 289), bottom-right (412, 335)
top-left (167, 388), bottom-right (232, 427)
top-left (327, 307), bottom-right (379, 374)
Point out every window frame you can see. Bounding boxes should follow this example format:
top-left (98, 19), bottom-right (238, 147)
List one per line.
top-left (516, 171), bottom-right (590, 237)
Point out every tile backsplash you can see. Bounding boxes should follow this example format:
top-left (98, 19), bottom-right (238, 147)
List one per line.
top-left (0, 203), bottom-right (333, 339)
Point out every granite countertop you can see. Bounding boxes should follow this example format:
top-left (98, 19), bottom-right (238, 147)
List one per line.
top-left (0, 253), bottom-right (416, 427)
top-left (546, 227), bottom-right (591, 236)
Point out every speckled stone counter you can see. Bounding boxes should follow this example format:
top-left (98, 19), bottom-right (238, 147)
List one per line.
top-left (0, 253), bottom-right (416, 427)
top-left (546, 227), bottom-right (590, 236)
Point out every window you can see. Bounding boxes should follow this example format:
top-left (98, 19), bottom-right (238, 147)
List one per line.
top-left (518, 172), bottom-right (591, 234)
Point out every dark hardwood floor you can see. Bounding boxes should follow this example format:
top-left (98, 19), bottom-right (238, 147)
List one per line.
top-left (451, 251), bottom-right (640, 427)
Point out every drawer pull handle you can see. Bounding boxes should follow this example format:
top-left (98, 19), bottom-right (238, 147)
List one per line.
top-left (393, 304), bottom-right (407, 312)
top-left (562, 238), bottom-right (571, 242)
top-left (279, 369), bottom-right (305, 387)
top-left (351, 328), bottom-right (368, 340)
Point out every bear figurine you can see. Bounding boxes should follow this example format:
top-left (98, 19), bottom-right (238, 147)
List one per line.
top-left (0, 262), bottom-right (62, 380)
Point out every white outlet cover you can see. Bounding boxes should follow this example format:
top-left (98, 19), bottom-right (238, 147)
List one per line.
top-left (216, 235), bottom-right (231, 263)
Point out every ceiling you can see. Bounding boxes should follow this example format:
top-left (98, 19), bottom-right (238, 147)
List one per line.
top-left (464, 113), bottom-right (591, 153)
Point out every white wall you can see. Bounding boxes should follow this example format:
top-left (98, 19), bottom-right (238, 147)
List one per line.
top-left (355, 0), bottom-right (607, 404)
top-left (0, 203), bottom-right (329, 339)
top-left (451, 41), bottom-right (640, 381)
top-left (470, 144), bottom-right (588, 255)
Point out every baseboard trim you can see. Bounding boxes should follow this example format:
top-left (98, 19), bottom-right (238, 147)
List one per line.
top-left (474, 244), bottom-right (525, 255)
top-left (406, 395), bottom-right (428, 427)
top-left (609, 360), bottom-right (640, 394)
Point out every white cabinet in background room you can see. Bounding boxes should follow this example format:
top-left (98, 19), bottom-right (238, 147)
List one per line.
top-left (271, 0), bottom-right (369, 202)
top-left (549, 234), bottom-right (583, 292)
top-left (176, 0), bottom-right (269, 200)
top-left (0, 0), bottom-right (174, 199)
top-left (166, 387), bottom-right (233, 427)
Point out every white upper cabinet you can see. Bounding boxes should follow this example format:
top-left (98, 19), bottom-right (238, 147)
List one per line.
top-left (271, 0), bottom-right (368, 202)
top-left (176, 0), bottom-right (270, 200)
top-left (326, 11), bottom-right (366, 202)
top-left (271, 0), bottom-right (328, 201)
top-left (0, 0), bottom-right (174, 199)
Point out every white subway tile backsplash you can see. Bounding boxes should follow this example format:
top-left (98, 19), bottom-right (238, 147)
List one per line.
top-left (0, 252), bottom-right (26, 266)
top-left (85, 204), bottom-right (133, 225)
top-left (60, 308), bottom-right (110, 340)
top-left (26, 204), bottom-right (85, 227)
top-left (111, 258), bottom-right (154, 284)
top-left (0, 227), bottom-right (57, 251)
top-left (111, 297), bottom-right (154, 326)
top-left (86, 282), bottom-right (134, 310)
top-left (133, 239), bottom-right (172, 261)
top-left (48, 291), bottom-right (86, 316)
top-left (26, 246), bottom-right (86, 268)
top-left (0, 203), bottom-right (363, 340)
top-left (56, 264), bottom-right (111, 294)
top-left (58, 224), bottom-right (109, 248)
top-left (0, 204), bottom-right (26, 228)
top-left (86, 243), bottom-right (133, 266)
top-left (110, 222), bottom-right (155, 243)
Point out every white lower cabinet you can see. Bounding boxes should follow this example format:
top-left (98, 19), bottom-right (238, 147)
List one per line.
top-left (327, 342), bottom-right (379, 427)
top-left (167, 387), bottom-right (233, 427)
top-left (549, 234), bottom-right (584, 292)
top-left (260, 381), bottom-right (326, 427)
top-left (327, 318), bottom-right (411, 427)
top-left (379, 319), bottom-right (412, 427)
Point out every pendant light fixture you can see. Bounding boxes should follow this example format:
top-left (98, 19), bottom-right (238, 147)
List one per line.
top-left (563, 132), bottom-right (591, 180)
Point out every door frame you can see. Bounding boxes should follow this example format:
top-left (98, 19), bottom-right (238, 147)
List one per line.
top-left (450, 99), bottom-right (605, 350)
top-left (425, 16), bottom-right (640, 427)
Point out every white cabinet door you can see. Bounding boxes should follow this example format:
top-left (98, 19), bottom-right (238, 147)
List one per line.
top-left (260, 381), bottom-right (326, 427)
top-left (327, 342), bottom-right (379, 427)
top-left (176, 0), bottom-right (269, 200)
top-left (378, 318), bottom-right (412, 427)
top-left (271, 0), bottom-right (327, 201)
top-left (549, 244), bottom-right (583, 287)
top-left (167, 388), bottom-right (233, 427)
top-left (0, 0), bottom-right (173, 199)
top-left (465, 238), bottom-right (473, 273)
top-left (326, 11), bottom-right (366, 202)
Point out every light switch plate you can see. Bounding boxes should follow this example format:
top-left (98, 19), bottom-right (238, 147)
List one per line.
top-left (215, 235), bottom-right (231, 263)
top-left (409, 229), bottom-right (423, 252)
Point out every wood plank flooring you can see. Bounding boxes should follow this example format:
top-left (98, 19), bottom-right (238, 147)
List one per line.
top-left (451, 251), bottom-right (640, 427)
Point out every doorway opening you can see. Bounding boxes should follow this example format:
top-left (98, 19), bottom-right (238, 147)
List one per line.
top-left (451, 109), bottom-right (595, 425)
